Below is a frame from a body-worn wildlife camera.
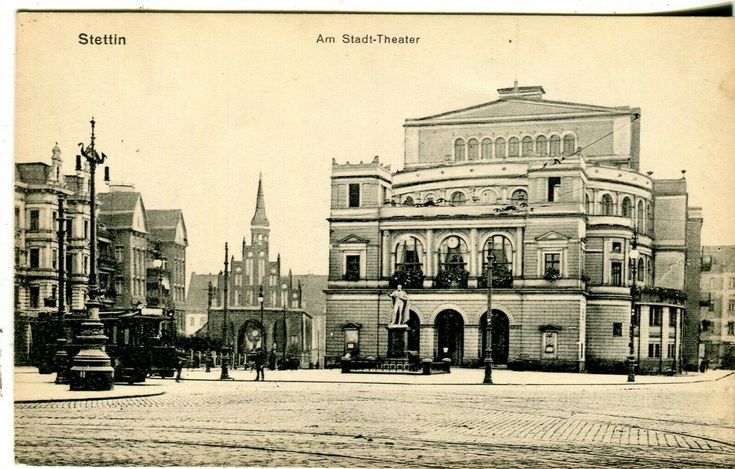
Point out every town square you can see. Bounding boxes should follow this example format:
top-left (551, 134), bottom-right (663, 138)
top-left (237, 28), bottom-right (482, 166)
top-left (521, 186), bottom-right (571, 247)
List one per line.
top-left (6, 11), bottom-right (735, 469)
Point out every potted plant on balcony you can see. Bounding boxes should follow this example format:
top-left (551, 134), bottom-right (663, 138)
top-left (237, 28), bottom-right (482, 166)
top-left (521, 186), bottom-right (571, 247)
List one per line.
top-left (544, 266), bottom-right (563, 282)
top-left (435, 269), bottom-right (469, 288)
top-left (389, 268), bottom-right (425, 289)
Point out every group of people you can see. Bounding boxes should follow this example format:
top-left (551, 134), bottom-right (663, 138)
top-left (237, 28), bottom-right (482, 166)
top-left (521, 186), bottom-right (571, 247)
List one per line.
top-left (173, 348), bottom-right (270, 382)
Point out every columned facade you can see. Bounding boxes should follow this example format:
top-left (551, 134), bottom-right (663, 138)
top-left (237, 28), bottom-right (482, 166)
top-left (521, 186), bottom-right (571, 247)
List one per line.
top-left (324, 85), bottom-right (700, 373)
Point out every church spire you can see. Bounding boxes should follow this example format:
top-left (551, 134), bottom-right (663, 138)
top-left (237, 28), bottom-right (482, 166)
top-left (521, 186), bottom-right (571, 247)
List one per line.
top-left (250, 172), bottom-right (269, 227)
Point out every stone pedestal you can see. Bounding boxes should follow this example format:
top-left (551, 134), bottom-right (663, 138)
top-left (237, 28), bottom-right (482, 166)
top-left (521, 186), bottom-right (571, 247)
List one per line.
top-left (387, 324), bottom-right (409, 359)
top-left (69, 301), bottom-right (114, 391)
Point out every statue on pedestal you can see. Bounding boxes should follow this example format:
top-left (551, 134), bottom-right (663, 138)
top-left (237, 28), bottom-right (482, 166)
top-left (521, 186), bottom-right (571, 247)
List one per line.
top-left (388, 285), bottom-right (410, 326)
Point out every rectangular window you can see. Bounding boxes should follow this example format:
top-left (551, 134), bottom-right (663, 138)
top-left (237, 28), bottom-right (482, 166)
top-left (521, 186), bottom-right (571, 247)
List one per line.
top-left (345, 255), bottom-right (361, 280)
top-left (611, 242), bottom-right (622, 253)
top-left (15, 207), bottom-right (20, 229)
top-left (612, 322), bottom-right (623, 336)
top-left (83, 256), bottom-right (88, 275)
top-left (544, 253), bottom-right (561, 277)
top-left (29, 248), bottom-right (40, 268)
top-left (547, 177), bottom-right (561, 202)
top-left (29, 286), bottom-right (40, 308)
top-left (729, 300), bottom-right (735, 313)
top-left (728, 322), bottom-right (735, 336)
top-left (648, 343), bottom-right (661, 358)
top-left (348, 183), bottom-right (360, 208)
top-left (29, 210), bottom-right (40, 231)
top-left (669, 309), bottom-right (678, 326)
top-left (649, 307), bottom-right (663, 326)
top-left (611, 262), bottom-right (622, 286)
top-left (66, 254), bottom-right (74, 274)
top-left (84, 220), bottom-right (89, 239)
top-left (667, 343), bottom-right (676, 358)
top-left (65, 219), bottom-right (72, 239)
top-left (52, 249), bottom-right (58, 270)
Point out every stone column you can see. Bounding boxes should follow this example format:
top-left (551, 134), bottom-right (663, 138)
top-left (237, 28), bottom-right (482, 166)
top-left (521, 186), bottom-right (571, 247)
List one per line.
top-left (382, 230), bottom-right (392, 278)
top-left (469, 228), bottom-right (478, 277)
top-left (420, 325), bottom-right (435, 360)
top-left (463, 324), bottom-right (479, 362)
top-left (425, 229), bottom-right (434, 278)
top-left (638, 305), bottom-right (650, 366)
top-left (662, 306), bottom-right (670, 371)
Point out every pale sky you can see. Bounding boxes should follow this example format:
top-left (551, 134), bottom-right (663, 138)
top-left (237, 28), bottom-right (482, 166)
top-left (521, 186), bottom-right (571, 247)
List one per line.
top-left (13, 13), bottom-right (735, 279)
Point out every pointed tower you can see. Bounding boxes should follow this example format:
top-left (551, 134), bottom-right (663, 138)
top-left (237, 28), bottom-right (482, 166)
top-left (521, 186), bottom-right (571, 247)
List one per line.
top-left (251, 173), bottom-right (270, 246)
top-left (250, 173), bottom-right (271, 302)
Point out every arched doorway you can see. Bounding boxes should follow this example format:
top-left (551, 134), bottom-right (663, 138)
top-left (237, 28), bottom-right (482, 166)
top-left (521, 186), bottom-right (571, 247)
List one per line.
top-left (406, 311), bottom-right (420, 354)
top-left (238, 320), bottom-right (264, 361)
top-left (435, 309), bottom-right (464, 364)
top-left (480, 310), bottom-right (510, 364)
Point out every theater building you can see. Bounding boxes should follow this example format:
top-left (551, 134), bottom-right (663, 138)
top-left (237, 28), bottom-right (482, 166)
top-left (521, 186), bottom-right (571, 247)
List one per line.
top-left (325, 85), bottom-right (702, 373)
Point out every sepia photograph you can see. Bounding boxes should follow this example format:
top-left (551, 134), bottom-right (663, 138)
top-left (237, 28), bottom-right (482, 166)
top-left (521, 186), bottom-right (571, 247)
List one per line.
top-left (8, 9), bottom-right (735, 468)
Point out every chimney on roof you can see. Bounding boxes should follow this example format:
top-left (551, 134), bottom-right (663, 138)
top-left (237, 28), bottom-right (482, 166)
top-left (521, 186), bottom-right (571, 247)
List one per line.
top-left (497, 84), bottom-right (545, 101)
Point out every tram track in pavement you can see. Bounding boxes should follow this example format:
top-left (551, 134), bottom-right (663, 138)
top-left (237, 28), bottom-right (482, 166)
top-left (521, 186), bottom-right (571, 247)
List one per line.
top-left (15, 416), bottom-right (735, 468)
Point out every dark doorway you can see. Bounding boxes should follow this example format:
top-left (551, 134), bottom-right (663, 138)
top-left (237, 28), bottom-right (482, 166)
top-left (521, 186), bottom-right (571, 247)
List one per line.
top-left (406, 311), bottom-right (420, 354)
top-left (238, 320), bottom-right (264, 360)
top-left (435, 309), bottom-right (464, 364)
top-left (481, 310), bottom-right (510, 365)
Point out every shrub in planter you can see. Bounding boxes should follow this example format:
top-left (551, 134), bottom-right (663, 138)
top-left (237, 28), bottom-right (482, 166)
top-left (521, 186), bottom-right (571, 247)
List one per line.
top-left (389, 268), bottom-right (425, 289)
top-left (544, 266), bottom-right (563, 281)
top-left (434, 269), bottom-right (469, 288)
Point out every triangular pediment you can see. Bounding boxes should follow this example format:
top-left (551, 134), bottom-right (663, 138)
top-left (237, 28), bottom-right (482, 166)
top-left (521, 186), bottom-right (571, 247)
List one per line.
top-left (536, 230), bottom-right (569, 242)
top-left (336, 234), bottom-right (370, 244)
top-left (410, 98), bottom-right (625, 124)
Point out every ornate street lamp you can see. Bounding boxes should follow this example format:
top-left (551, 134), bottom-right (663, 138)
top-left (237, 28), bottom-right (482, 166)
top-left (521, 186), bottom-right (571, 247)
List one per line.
top-left (68, 118), bottom-right (115, 391)
top-left (628, 229), bottom-right (640, 383)
top-left (205, 281), bottom-right (213, 372)
top-left (483, 251), bottom-right (494, 384)
top-left (220, 243), bottom-right (232, 380)
top-left (258, 285), bottom-right (265, 351)
top-left (282, 283), bottom-right (288, 363)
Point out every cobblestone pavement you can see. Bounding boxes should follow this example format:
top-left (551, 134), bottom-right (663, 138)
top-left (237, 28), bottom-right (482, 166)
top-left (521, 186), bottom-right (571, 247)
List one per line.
top-left (15, 374), bottom-right (735, 468)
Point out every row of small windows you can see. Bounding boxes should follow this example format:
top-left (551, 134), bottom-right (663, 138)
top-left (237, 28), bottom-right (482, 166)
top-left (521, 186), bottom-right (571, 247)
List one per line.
top-left (403, 189), bottom-right (527, 207)
top-left (587, 193), bottom-right (653, 233)
top-left (454, 134), bottom-right (576, 161)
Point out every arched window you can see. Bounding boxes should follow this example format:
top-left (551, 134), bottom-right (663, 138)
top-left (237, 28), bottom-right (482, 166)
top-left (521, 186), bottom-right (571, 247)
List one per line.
top-left (424, 193), bottom-right (436, 206)
top-left (495, 137), bottom-right (506, 158)
top-left (467, 138), bottom-right (479, 161)
top-left (621, 197), bottom-right (633, 218)
top-left (536, 135), bottom-right (548, 157)
top-left (549, 135), bottom-right (561, 157)
top-left (511, 189), bottom-right (528, 203)
top-left (481, 138), bottom-right (492, 159)
top-left (563, 134), bottom-right (576, 155)
top-left (585, 193), bottom-right (593, 214)
top-left (404, 196), bottom-right (414, 206)
top-left (394, 235), bottom-right (424, 275)
top-left (450, 191), bottom-right (467, 206)
top-left (637, 200), bottom-right (645, 231)
top-left (481, 189), bottom-right (498, 204)
top-left (454, 138), bottom-right (465, 161)
top-left (601, 194), bottom-right (614, 216)
top-left (508, 137), bottom-right (519, 157)
top-left (637, 257), bottom-right (645, 282)
top-left (521, 136), bottom-right (534, 157)
top-left (438, 236), bottom-right (468, 273)
top-left (482, 235), bottom-right (514, 279)
top-left (646, 202), bottom-right (653, 235)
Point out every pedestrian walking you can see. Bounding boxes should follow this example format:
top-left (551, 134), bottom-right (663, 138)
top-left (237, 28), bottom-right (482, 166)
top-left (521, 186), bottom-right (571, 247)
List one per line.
top-left (254, 348), bottom-right (265, 381)
top-left (175, 349), bottom-right (185, 382)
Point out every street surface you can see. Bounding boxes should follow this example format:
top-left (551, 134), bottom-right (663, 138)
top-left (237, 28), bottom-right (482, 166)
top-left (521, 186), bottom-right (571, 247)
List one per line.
top-left (15, 371), bottom-right (735, 468)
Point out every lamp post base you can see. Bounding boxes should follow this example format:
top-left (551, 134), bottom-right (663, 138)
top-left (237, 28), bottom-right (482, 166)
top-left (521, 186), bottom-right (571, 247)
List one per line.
top-left (69, 301), bottom-right (114, 391)
top-left (627, 355), bottom-right (636, 383)
top-left (483, 353), bottom-right (494, 384)
top-left (219, 345), bottom-right (233, 380)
